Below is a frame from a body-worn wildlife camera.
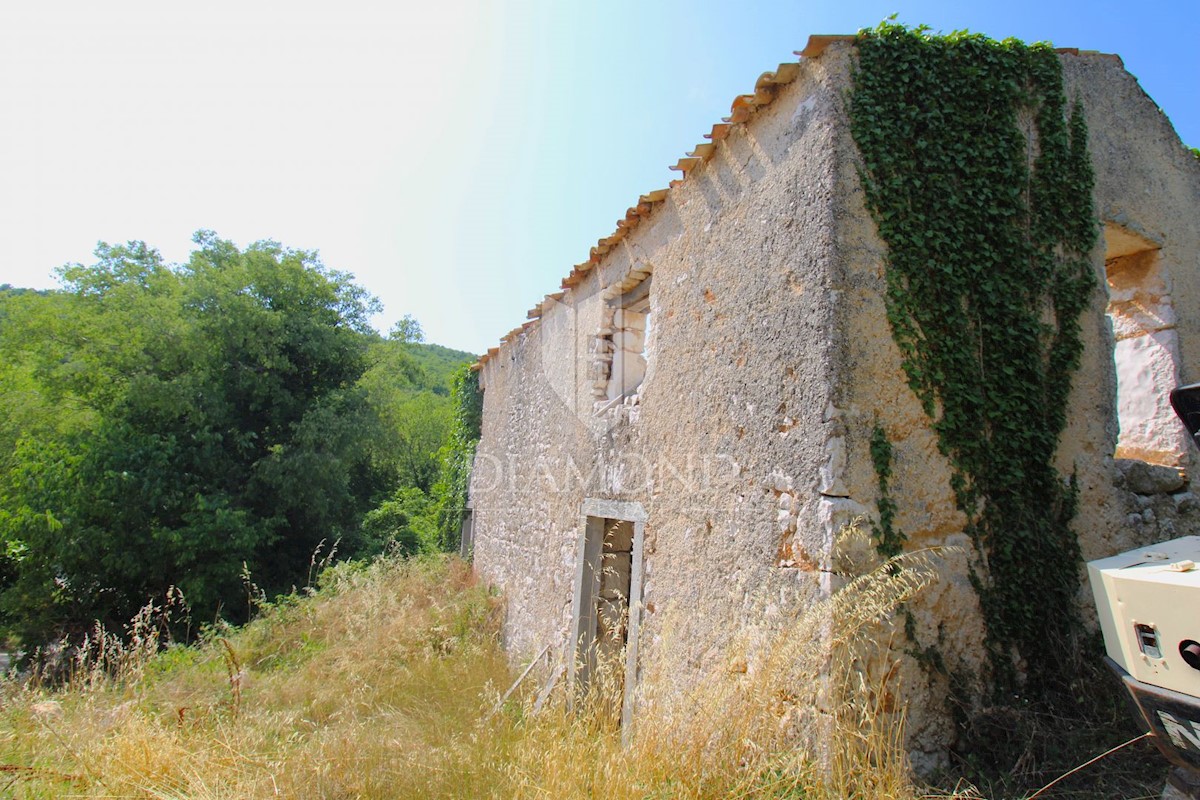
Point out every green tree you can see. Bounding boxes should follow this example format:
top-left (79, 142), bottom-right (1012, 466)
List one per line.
top-left (358, 332), bottom-right (471, 497)
top-left (359, 336), bottom-right (437, 493)
top-left (359, 487), bottom-right (435, 555)
top-left (0, 234), bottom-right (388, 644)
top-left (388, 314), bottom-right (424, 344)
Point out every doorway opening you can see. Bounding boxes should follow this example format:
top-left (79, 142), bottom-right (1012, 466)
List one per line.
top-left (570, 500), bottom-right (645, 729)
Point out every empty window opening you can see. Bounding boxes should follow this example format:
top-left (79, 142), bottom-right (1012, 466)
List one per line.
top-left (1104, 223), bottom-right (1187, 466)
top-left (570, 507), bottom-right (645, 728)
top-left (591, 272), bottom-right (653, 410)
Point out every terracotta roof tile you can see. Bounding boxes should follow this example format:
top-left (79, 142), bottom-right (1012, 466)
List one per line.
top-left (705, 123), bottom-right (732, 141)
top-left (669, 156), bottom-right (703, 173)
top-left (475, 34), bottom-right (853, 370)
top-left (794, 34), bottom-right (856, 59)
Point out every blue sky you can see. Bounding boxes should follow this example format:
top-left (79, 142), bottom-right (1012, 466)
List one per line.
top-left (1, 0), bottom-right (1195, 354)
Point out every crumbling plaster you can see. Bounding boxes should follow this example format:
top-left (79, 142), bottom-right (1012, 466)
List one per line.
top-left (474, 50), bottom-right (847, 694)
top-left (834, 47), bottom-right (1200, 762)
top-left (471, 38), bottom-right (1200, 767)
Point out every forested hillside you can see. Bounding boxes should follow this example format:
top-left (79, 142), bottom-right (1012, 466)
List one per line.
top-left (0, 233), bottom-right (476, 653)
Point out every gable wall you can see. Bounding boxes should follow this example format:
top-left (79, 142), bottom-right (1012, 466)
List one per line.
top-left (472, 49), bottom-right (850, 697)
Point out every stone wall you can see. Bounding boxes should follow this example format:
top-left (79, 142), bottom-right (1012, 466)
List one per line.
top-left (834, 47), bottom-right (1200, 766)
top-left (473, 47), bottom-right (849, 704)
top-left (471, 40), bottom-right (1200, 769)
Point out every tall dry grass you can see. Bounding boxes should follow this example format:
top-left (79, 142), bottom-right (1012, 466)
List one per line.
top-left (1, 557), bottom-right (514, 798)
top-left (500, 526), bottom-right (945, 799)
top-left (0, 532), bottom-right (954, 799)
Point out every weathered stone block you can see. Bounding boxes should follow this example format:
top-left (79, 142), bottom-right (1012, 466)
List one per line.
top-left (1118, 458), bottom-right (1187, 495)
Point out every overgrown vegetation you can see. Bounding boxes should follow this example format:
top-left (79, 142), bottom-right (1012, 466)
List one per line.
top-left (0, 236), bottom-right (473, 653)
top-left (0, 557), bottom-right (510, 797)
top-left (936, 681), bottom-right (1166, 799)
top-left (360, 323), bottom-right (473, 496)
top-left (851, 23), bottom-right (1097, 697)
top-left (869, 423), bottom-right (904, 558)
top-left (431, 365), bottom-right (483, 552)
top-left (0, 533), bottom-right (953, 799)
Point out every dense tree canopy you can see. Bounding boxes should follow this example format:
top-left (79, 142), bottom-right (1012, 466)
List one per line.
top-left (0, 233), bottom-right (471, 647)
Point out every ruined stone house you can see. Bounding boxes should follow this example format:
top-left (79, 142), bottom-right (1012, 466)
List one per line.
top-left (465, 33), bottom-right (1200, 763)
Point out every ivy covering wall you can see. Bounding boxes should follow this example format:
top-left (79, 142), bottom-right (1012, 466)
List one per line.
top-left (432, 364), bottom-right (483, 552)
top-left (850, 23), bottom-right (1098, 696)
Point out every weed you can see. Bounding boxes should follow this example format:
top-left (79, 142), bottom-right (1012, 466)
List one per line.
top-left (0, 545), bottom-right (1154, 798)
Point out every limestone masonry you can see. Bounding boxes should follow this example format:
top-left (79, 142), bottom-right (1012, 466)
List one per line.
top-left (466, 34), bottom-right (1200, 766)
